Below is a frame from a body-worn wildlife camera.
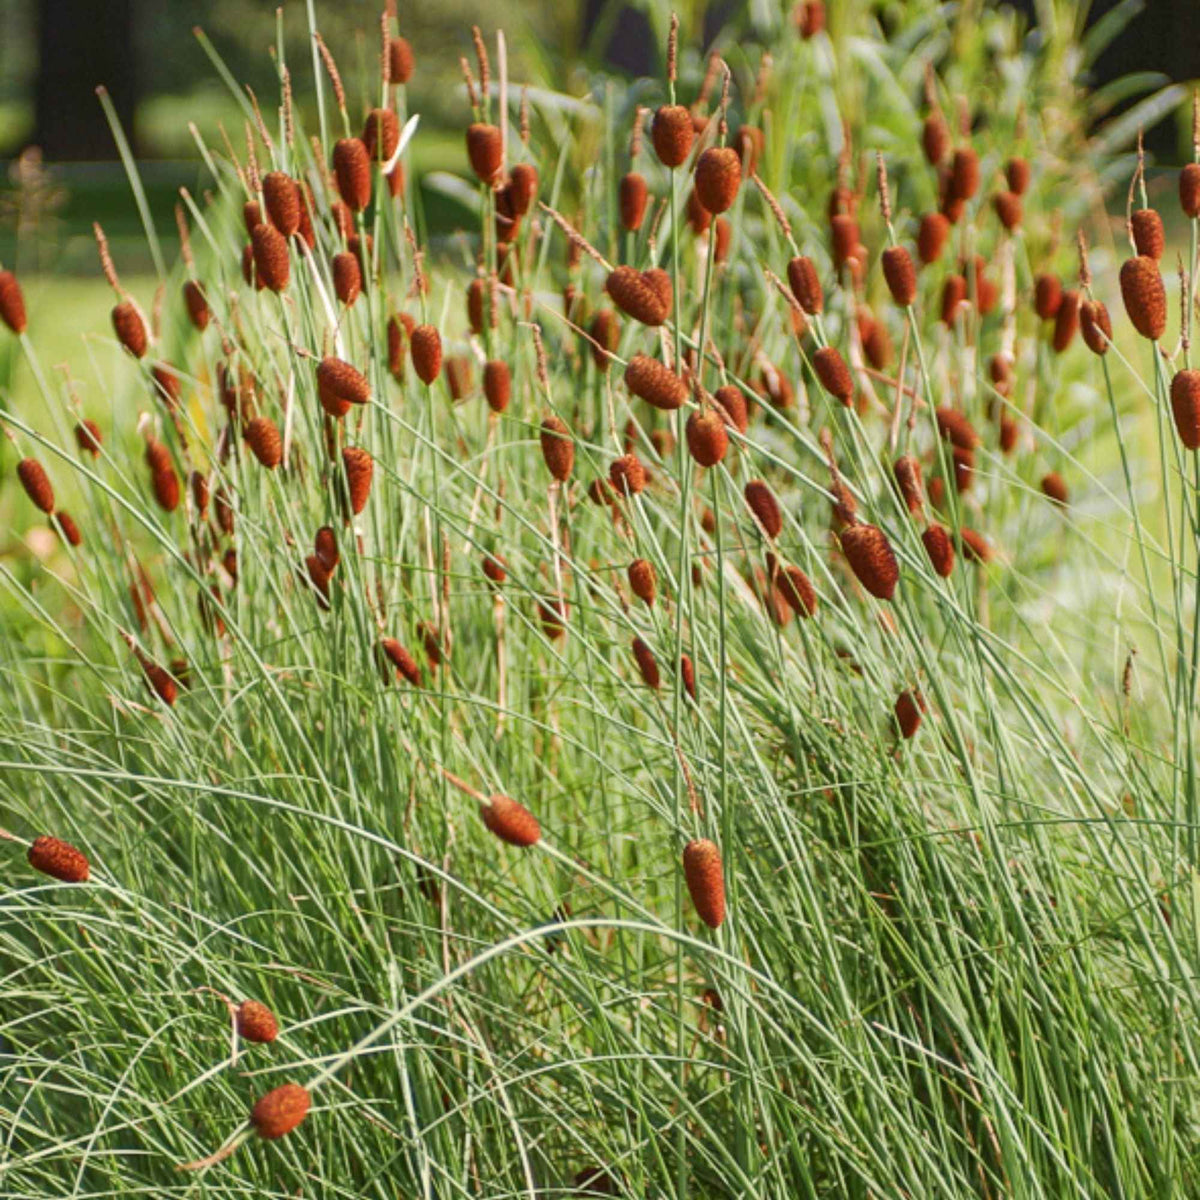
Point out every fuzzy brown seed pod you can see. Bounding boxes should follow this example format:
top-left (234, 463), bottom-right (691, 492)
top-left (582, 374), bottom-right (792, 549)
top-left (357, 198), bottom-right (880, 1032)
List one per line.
top-left (1006, 156), bottom-right (1030, 195)
top-left (152, 465), bottom-right (181, 512)
top-left (241, 245), bottom-right (261, 291)
top-left (140, 655), bottom-right (178, 705)
top-left (628, 558), bottom-right (657, 606)
top-left (539, 415), bottom-right (574, 481)
top-left (1181, 163), bottom-right (1200, 219)
top-left (51, 510), bottom-right (82, 546)
top-left (214, 487), bottom-right (235, 535)
top-left (1041, 471), bottom-right (1068, 505)
top-left (713, 216), bottom-right (731, 263)
top-left (1080, 300), bottom-right (1112, 355)
top-left (466, 123), bottom-right (503, 183)
top-left (151, 365), bottom-right (181, 410)
top-left (242, 200), bottom-right (263, 238)
top-left (958, 526), bottom-right (991, 563)
top-left (482, 360), bottom-right (511, 413)
top-left (332, 251), bottom-right (362, 306)
top-left (237, 1000), bottom-right (279, 1043)
top-left (112, 300), bottom-right (148, 357)
top-left (144, 438), bottom-right (172, 476)
top-left (941, 274), bottom-right (968, 327)
top-left (28, 835), bottom-right (89, 883)
top-left (74, 418), bottom-right (102, 457)
top-left (508, 163), bottom-right (539, 215)
top-left (262, 172), bottom-right (300, 236)
top-left (1119, 256), bottom-right (1167, 340)
top-left (410, 324), bottom-right (442, 385)
top-left (314, 526), bottom-right (338, 573)
top-left (589, 309), bottom-right (620, 372)
top-left (881, 245), bottom-right (916, 307)
top-left (787, 255), bottom-right (823, 314)
top-left (244, 416), bottom-right (283, 468)
top-left (651, 104), bottom-right (694, 168)
top-left (999, 415), bottom-right (1018, 455)
top-left (190, 470), bottom-right (209, 516)
top-left (680, 653), bottom-right (696, 700)
top-left (538, 595), bottom-right (568, 639)
top-left (482, 553), bottom-right (507, 585)
top-left (993, 190), bottom-right (1022, 231)
top-left (922, 523), bottom-right (955, 576)
top-left (797, 0), bottom-right (825, 38)
top-left (445, 356), bottom-right (473, 401)
top-left (949, 147), bottom-right (979, 201)
top-left (17, 458), bottom-right (55, 512)
top-left (251, 223), bottom-right (290, 292)
top-left (687, 183), bottom-right (713, 234)
top-left (1050, 288), bottom-right (1079, 352)
top-left (316, 357), bottom-right (370, 417)
top-left (631, 636), bottom-right (660, 688)
top-left (389, 36), bottom-right (415, 83)
top-left (605, 266), bottom-right (672, 327)
top-left (812, 346), bottom-right (853, 405)
top-left (893, 455), bottom-right (924, 513)
top-left (922, 112), bottom-right (949, 166)
top-left (935, 407), bottom-right (979, 450)
top-left (609, 453), bottom-right (645, 496)
top-left (0, 269), bottom-right (27, 334)
top-left (694, 146), bottom-right (741, 215)
top-left (744, 479), bottom-right (782, 539)
top-left (683, 838), bottom-right (725, 928)
top-left (304, 555), bottom-right (332, 608)
top-left (251, 1083), bottom-right (310, 1140)
top-left (363, 107), bottom-right (400, 161)
top-left (686, 408), bottom-right (728, 468)
top-left (381, 637), bottom-right (421, 685)
top-left (333, 137), bottom-right (372, 211)
top-left (733, 126), bottom-right (764, 173)
top-left (768, 553), bottom-right (817, 617)
top-left (341, 446), bottom-right (373, 515)
top-left (829, 213), bottom-right (859, 269)
top-left (1130, 209), bottom-right (1164, 261)
top-left (481, 795), bottom-right (541, 846)
top-left (619, 171), bottom-right (649, 231)
top-left (841, 523), bottom-right (899, 600)
top-left (1033, 273), bottom-right (1062, 321)
top-left (624, 354), bottom-right (687, 410)
top-left (894, 689), bottom-right (926, 739)
top-left (1171, 369), bottom-right (1200, 450)
top-left (989, 353), bottom-right (1013, 395)
top-left (917, 212), bottom-right (950, 265)
top-left (182, 279), bottom-right (210, 331)
top-left (713, 384), bottom-right (748, 433)
top-left (861, 316), bottom-right (892, 369)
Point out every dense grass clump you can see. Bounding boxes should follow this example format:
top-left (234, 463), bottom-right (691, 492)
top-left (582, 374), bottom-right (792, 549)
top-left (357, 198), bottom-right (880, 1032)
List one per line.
top-left (1, 1), bottom-right (1199, 1195)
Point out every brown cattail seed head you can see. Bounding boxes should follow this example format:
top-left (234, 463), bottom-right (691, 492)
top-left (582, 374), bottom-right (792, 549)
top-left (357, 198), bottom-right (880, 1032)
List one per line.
top-left (251, 1083), bottom-right (310, 1140)
top-left (813, 346), bottom-right (853, 405)
top-left (687, 187), bottom-right (712, 235)
top-left (894, 689), bottom-right (926, 739)
top-left (694, 146), bottom-right (741, 214)
top-left (316, 357), bottom-right (369, 417)
top-left (0, 269), bottom-right (28, 333)
top-left (829, 213), bottom-right (859, 268)
top-left (917, 212), bottom-right (950, 264)
top-left (381, 637), bottom-right (421, 685)
top-left (1034, 273), bottom-right (1062, 321)
top-left (1170, 369), bottom-right (1200, 450)
top-left (893, 455), bottom-right (924, 513)
top-left (683, 839), bottom-right (725, 928)
top-left (363, 107), bottom-right (400, 160)
top-left (389, 36), bottom-right (414, 83)
top-left (17, 458), bottom-right (55, 512)
top-left (619, 171), bottom-right (649, 231)
top-left (922, 113), bottom-right (949, 166)
top-left (52, 511), bottom-right (82, 546)
top-left (628, 558), bottom-right (657, 606)
top-left (935, 407), bottom-right (979, 450)
top-left (540, 415), bottom-right (574, 481)
top-left (190, 470), bottom-right (209, 516)
top-left (744, 479), bottom-right (782, 539)
top-left (28, 834), bottom-right (89, 882)
top-left (1130, 209), bottom-right (1164, 261)
top-left (941, 274), bottom-right (968, 326)
top-left (999, 415), bottom-right (1018, 455)
top-left (605, 266), bottom-right (672, 327)
top-left (262, 172), bottom-right (300, 235)
top-left (993, 190), bottom-right (1022, 231)
top-left (483, 360), bottom-right (511, 413)
top-left (1041, 471), bottom-right (1068, 505)
top-left (713, 384), bottom-right (748, 433)
top-left (332, 251), bottom-right (362, 306)
top-left (482, 553), bottom-right (507, 585)
top-left (881, 245), bottom-right (916, 306)
top-left (508, 163), bottom-right (539, 215)
top-left (244, 416), bottom-right (283, 468)
top-left (409, 324), bottom-right (442, 385)
top-left (631, 636), bottom-right (660, 688)
top-left (74, 418), bottom-right (102, 456)
top-left (797, 0), bottom-right (825, 38)
top-left (466, 123), bottom-right (503, 184)
top-left (1080, 300), bottom-right (1113, 355)
top-left (686, 408), bottom-right (729, 467)
top-left (1006, 156), bottom-right (1030, 195)
top-left (609, 453), bottom-right (645, 496)
top-left (481, 795), bottom-right (541, 846)
top-left (243, 200), bottom-right (263, 238)
top-left (251, 223), bottom-right (290, 292)
top-left (769, 554), bottom-right (818, 616)
top-left (652, 105), bottom-right (694, 168)
top-left (183, 279), bottom-right (210, 331)
top-left (237, 1000), bottom-right (279, 1043)
top-left (922, 523), bottom-right (955, 576)
top-left (313, 526), bottom-right (339, 574)
top-left (787, 255), bottom-right (823, 314)
top-left (841, 523), bottom-right (899, 600)
top-left (333, 137), bottom-right (372, 211)
top-left (949, 147), bottom-right (979, 201)
top-left (589, 309), bottom-right (620, 371)
top-left (112, 301), bottom-right (148, 357)
top-left (151, 464), bottom-right (180, 512)
top-left (1120, 256), bottom-right (1166, 340)
top-left (341, 446), bottom-right (373, 514)
top-left (625, 354), bottom-right (687, 410)
top-left (959, 526), bottom-right (991, 563)
top-left (1181, 163), bottom-right (1200, 219)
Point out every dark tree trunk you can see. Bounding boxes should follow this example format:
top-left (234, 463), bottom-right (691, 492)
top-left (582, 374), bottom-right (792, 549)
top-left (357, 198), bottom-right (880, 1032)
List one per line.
top-left (34, 0), bottom-right (138, 160)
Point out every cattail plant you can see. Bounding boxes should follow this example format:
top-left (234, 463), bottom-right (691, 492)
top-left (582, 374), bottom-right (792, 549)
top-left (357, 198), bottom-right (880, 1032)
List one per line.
top-left (605, 266), bottom-right (672, 327)
top-left (682, 838), bottom-right (725, 928)
top-left (388, 35), bottom-right (415, 83)
top-left (609, 453), bottom-right (646, 496)
top-left (625, 355), bottom-right (687, 410)
top-left (333, 138), bottom-right (372, 210)
top-left (237, 1000), bottom-right (279, 1043)
top-left (540, 416), bottom-right (574, 481)
top-left (250, 1083), bottom-right (311, 1140)
top-left (786, 256), bottom-right (823, 314)
top-left (628, 558), bottom-right (657, 606)
top-left (27, 834), bottom-right (90, 883)
top-left (1170, 370), bottom-right (1200, 450)
top-left (922, 524), bottom-right (955, 576)
top-left (917, 212), bottom-right (949, 264)
top-left (1080, 300), bottom-right (1112, 355)
top-left (686, 407), bottom-right (729, 467)
top-left (1119, 256), bottom-right (1166, 340)
top-left (244, 417), bottom-right (283, 468)
top-left (1130, 209), bottom-right (1164, 261)
top-left (694, 146), bottom-right (741, 214)
top-left (317, 357), bottom-right (370, 417)
top-left (894, 689), bottom-right (926, 739)
top-left (652, 105), bottom-right (694, 167)
top-left (881, 245), bottom-right (916, 306)
top-left (410, 325), bottom-right (443, 384)
top-left (332, 251), bottom-right (362, 306)
top-left (0, 269), bottom-right (27, 334)
top-left (812, 346), bottom-right (853, 405)
top-left (16, 458), bottom-right (55, 513)
top-left (632, 637), bottom-right (660, 688)
top-left (51, 511), bottom-right (83, 546)
top-left (744, 479), bottom-right (782, 539)
top-left (483, 360), bottom-right (511, 413)
top-left (380, 637), bottom-right (422, 686)
top-left (840, 523), bottom-right (899, 600)
top-left (480, 795), bottom-right (541, 846)
top-left (341, 447), bottom-right (374, 515)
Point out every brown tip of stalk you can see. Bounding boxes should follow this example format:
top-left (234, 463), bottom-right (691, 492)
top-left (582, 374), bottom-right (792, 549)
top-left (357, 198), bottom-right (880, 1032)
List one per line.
top-left (539, 415), bottom-right (574, 481)
top-left (0, 270), bottom-right (27, 334)
top-left (389, 36), bottom-right (415, 84)
top-left (605, 266), bottom-right (672, 327)
top-left (1119, 255), bottom-right (1166, 341)
top-left (917, 212), bottom-right (949, 265)
top-left (651, 105), bottom-right (694, 168)
top-left (744, 479), bottom-right (782, 540)
top-left (251, 1083), bottom-right (311, 1140)
top-left (893, 455), bottom-right (924, 513)
top-left (483, 359), bottom-right (511, 413)
top-left (17, 458), bottom-right (55, 513)
top-left (786, 256), bottom-right (823, 314)
top-left (333, 138), bottom-right (372, 211)
top-left (410, 324), bottom-right (442, 385)
top-left (341, 446), bottom-right (374, 515)
top-left (1180, 162), bottom-right (1200, 219)
top-left (894, 689), bottom-right (926, 739)
top-left (694, 146), bottom-right (740, 215)
top-left (316, 357), bottom-right (370, 416)
top-left (619, 171), bottom-right (649, 231)
top-left (243, 416), bottom-right (283, 468)
top-left (480, 795), bottom-right (540, 846)
top-left (1080, 299), bottom-right (1112, 355)
top-left (993, 190), bottom-right (1022, 231)
top-left (314, 32), bottom-right (346, 111)
top-left (625, 354), bottom-right (687, 410)
top-left (628, 558), bottom-right (657, 606)
top-left (922, 523), bottom-right (955, 576)
top-left (631, 636), bottom-right (661, 689)
top-left (28, 834), bottom-right (90, 883)
top-left (332, 251), bottom-right (362, 306)
top-left (1130, 208), bottom-right (1164, 261)
top-left (1170, 369), bottom-right (1200, 450)
top-left (686, 407), bottom-right (729, 468)
top-left (236, 999), bottom-right (279, 1043)
top-left (466, 123), bottom-right (503, 184)
top-left (363, 107), bottom-right (401, 162)
top-left (682, 838), bottom-right (725, 928)
top-left (381, 637), bottom-right (421, 686)
top-left (251, 223), bottom-right (290, 292)
top-left (667, 11), bottom-right (679, 82)
top-left (812, 346), bottom-right (853, 405)
top-left (112, 300), bottom-right (148, 357)
top-left (609, 452), bottom-right (646, 497)
top-left (840, 522), bottom-right (899, 600)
